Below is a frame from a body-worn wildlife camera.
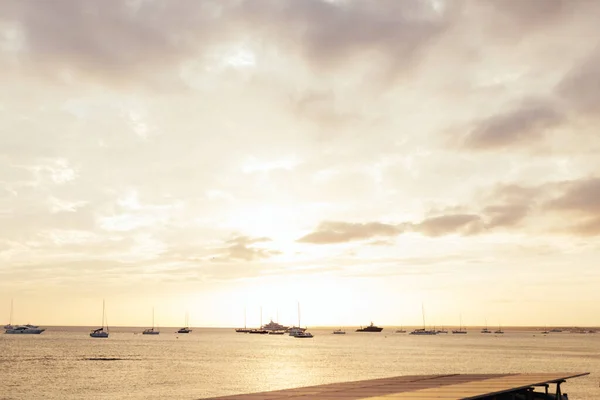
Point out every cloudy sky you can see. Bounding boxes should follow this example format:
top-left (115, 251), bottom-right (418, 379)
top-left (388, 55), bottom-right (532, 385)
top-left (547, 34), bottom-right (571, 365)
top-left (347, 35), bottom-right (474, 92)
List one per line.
top-left (1, 0), bottom-right (599, 328)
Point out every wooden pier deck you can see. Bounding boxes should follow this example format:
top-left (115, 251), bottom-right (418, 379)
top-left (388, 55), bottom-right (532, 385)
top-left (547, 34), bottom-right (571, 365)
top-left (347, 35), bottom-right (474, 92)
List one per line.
top-left (205, 372), bottom-right (589, 399)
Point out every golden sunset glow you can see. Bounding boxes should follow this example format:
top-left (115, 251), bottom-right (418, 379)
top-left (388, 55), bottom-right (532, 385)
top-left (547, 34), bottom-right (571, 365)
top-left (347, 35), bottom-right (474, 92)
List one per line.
top-left (1, 0), bottom-right (600, 329)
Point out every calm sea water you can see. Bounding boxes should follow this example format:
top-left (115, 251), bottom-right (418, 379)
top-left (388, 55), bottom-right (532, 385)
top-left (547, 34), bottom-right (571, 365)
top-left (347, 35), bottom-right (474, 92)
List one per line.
top-left (1, 327), bottom-right (599, 399)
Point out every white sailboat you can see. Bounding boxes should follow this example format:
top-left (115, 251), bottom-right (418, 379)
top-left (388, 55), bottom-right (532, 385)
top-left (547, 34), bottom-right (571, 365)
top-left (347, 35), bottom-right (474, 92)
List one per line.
top-left (481, 319), bottom-right (492, 334)
top-left (90, 300), bottom-right (109, 338)
top-left (4, 299), bottom-right (14, 330)
top-left (236, 307), bottom-right (251, 333)
top-left (177, 312), bottom-right (191, 333)
top-left (142, 307), bottom-right (159, 335)
top-left (290, 302), bottom-right (313, 338)
top-left (452, 314), bottom-right (467, 334)
top-left (410, 304), bottom-right (437, 335)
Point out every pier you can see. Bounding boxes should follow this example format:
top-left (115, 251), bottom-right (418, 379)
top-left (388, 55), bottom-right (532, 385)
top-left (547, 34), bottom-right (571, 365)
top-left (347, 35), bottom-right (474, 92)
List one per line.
top-left (205, 372), bottom-right (589, 399)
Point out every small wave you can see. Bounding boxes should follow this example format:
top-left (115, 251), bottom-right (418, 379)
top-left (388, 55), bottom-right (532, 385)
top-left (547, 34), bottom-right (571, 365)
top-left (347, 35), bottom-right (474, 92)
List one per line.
top-left (84, 357), bottom-right (124, 361)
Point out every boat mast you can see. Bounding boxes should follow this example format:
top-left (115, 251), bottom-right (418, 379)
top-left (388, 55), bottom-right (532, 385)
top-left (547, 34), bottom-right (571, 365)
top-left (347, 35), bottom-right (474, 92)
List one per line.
top-left (244, 307), bottom-right (247, 329)
top-left (260, 306), bottom-right (263, 329)
top-left (421, 303), bottom-right (426, 330)
top-left (102, 299), bottom-right (105, 329)
top-left (152, 307), bottom-right (155, 330)
top-left (298, 302), bottom-right (301, 327)
top-left (9, 298), bottom-right (13, 325)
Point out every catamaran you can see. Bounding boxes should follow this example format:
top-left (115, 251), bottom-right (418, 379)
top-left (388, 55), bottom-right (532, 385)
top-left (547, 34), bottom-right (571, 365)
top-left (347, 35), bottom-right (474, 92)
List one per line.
top-left (142, 307), bottom-right (159, 335)
top-left (90, 300), bottom-right (109, 338)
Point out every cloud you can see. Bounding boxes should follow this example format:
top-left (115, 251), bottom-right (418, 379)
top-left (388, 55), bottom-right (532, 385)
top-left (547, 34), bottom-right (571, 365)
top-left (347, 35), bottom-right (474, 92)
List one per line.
top-left (414, 214), bottom-right (483, 237)
top-left (297, 221), bottom-right (405, 244)
top-left (236, 0), bottom-right (449, 71)
top-left (461, 100), bottom-right (563, 150)
top-left (211, 235), bottom-right (281, 262)
top-left (481, 178), bottom-right (600, 236)
top-left (299, 215), bottom-right (487, 244)
top-left (0, 0), bottom-right (452, 87)
top-left (0, 0), bottom-right (227, 85)
top-left (569, 217), bottom-right (600, 236)
top-left (557, 46), bottom-right (600, 114)
top-left (546, 178), bottom-right (600, 214)
top-left (483, 204), bottom-right (531, 228)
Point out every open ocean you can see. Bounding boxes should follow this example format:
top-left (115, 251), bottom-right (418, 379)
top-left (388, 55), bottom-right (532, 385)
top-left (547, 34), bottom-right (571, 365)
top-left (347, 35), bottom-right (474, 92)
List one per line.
top-left (1, 327), bottom-right (599, 399)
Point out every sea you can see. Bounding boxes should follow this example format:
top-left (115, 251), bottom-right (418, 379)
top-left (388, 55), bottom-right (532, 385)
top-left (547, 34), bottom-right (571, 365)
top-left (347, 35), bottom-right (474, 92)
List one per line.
top-left (1, 327), bottom-right (599, 399)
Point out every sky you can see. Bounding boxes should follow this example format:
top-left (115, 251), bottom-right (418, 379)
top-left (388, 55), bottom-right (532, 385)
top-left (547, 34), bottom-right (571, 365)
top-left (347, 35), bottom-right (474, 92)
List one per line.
top-left (1, 0), bottom-right (600, 328)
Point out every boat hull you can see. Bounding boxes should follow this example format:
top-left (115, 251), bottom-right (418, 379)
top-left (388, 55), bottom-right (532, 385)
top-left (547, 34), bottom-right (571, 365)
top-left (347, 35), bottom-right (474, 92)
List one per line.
top-left (356, 327), bottom-right (383, 332)
top-left (5, 328), bottom-right (45, 334)
top-left (90, 332), bottom-right (109, 338)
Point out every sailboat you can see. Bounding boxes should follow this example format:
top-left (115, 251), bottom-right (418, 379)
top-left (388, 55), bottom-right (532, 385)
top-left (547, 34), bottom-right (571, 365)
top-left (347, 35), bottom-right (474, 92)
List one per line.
top-left (494, 324), bottom-right (504, 334)
top-left (177, 312), bottom-right (191, 333)
top-left (289, 302), bottom-right (311, 337)
top-left (4, 299), bottom-right (14, 330)
top-left (410, 304), bottom-right (437, 335)
top-left (452, 315), bottom-right (467, 334)
top-left (90, 300), bottom-right (109, 338)
top-left (481, 319), bottom-right (492, 334)
top-left (235, 307), bottom-right (251, 333)
top-left (142, 307), bottom-right (159, 335)
top-left (249, 306), bottom-right (268, 334)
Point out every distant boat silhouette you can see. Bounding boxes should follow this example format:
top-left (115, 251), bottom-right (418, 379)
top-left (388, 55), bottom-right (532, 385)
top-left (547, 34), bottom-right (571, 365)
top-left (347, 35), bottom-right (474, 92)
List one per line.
top-left (3, 299), bottom-right (14, 330)
top-left (177, 312), bottom-right (191, 334)
top-left (236, 307), bottom-right (251, 333)
top-left (356, 322), bottom-right (383, 332)
top-left (90, 300), bottom-right (109, 338)
top-left (142, 307), bottom-right (159, 335)
top-left (410, 304), bottom-right (437, 335)
top-left (452, 315), bottom-right (467, 334)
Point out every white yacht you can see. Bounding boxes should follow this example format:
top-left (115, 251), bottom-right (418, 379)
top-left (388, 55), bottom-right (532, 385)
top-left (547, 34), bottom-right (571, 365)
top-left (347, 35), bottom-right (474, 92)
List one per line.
top-left (262, 319), bottom-right (288, 331)
top-left (5, 325), bottom-right (45, 334)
